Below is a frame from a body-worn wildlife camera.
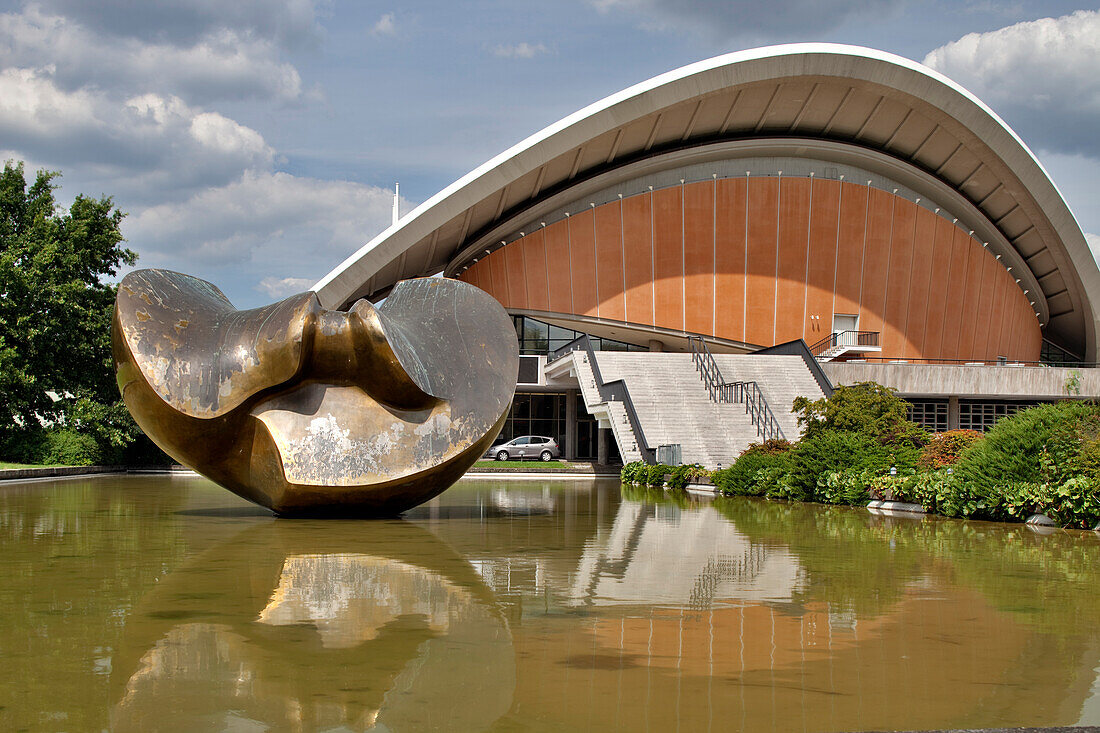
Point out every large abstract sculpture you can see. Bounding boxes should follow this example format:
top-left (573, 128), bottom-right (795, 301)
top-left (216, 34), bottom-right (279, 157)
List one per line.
top-left (113, 270), bottom-right (518, 515)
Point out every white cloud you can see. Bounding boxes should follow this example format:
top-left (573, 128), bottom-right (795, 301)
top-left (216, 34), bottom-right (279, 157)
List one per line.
top-left (923, 10), bottom-right (1100, 157)
top-left (32, 0), bottom-right (325, 50)
top-left (258, 276), bottom-right (316, 297)
top-left (372, 12), bottom-right (397, 36)
top-left (492, 42), bottom-right (549, 59)
top-left (0, 7), bottom-right (304, 104)
top-left (127, 171), bottom-right (403, 273)
top-left (588, 0), bottom-right (889, 40)
top-left (0, 66), bottom-right (275, 201)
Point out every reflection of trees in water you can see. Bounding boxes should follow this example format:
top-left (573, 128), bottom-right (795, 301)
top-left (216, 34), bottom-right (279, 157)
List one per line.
top-left (0, 477), bottom-right (191, 732)
top-left (713, 495), bottom-right (1100, 634)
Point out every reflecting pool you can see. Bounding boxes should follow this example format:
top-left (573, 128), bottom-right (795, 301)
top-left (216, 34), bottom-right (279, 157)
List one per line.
top-left (2, 474), bottom-right (1099, 731)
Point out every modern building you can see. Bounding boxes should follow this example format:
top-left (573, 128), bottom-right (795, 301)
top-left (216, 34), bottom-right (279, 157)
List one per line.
top-left (313, 44), bottom-right (1100, 466)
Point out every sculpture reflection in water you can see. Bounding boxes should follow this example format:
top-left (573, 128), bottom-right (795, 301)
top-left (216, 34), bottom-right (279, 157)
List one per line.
top-left (112, 270), bottom-right (518, 515)
top-left (109, 521), bottom-right (515, 732)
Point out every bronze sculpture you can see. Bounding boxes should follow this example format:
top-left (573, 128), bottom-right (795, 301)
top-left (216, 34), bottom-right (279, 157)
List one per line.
top-left (113, 270), bottom-right (517, 515)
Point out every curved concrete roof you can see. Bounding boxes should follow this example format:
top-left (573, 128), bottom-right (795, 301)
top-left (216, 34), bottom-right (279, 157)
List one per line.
top-left (313, 43), bottom-right (1100, 359)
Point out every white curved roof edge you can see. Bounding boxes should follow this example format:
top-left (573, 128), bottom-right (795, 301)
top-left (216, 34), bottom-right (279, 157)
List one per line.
top-left (313, 42), bottom-right (1087, 308)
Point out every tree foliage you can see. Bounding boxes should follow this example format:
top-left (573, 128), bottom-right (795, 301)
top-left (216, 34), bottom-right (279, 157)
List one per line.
top-left (792, 381), bottom-right (927, 447)
top-left (0, 161), bottom-right (144, 459)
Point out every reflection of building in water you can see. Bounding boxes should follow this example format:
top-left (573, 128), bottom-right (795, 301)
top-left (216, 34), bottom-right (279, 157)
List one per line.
top-left (258, 554), bottom-right (467, 648)
top-left (570, 501), bottom-right (804, 608)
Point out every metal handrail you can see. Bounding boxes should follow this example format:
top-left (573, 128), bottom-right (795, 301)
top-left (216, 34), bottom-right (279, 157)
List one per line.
top-left (728, 381), bottom-right (785, 441)
top-left (809, 330), bottom-right (880, 356)
top-left (687, 335), bottom-right (738, 403)
top-left (687, 335), bottom-right (785, 441)
top-left (570, 334), bottom-right (656, 464)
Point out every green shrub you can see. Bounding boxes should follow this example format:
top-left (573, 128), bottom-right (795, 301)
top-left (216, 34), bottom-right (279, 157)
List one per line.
top-left (951, 401), bottom-right (1100, 520)
top-left (620, 461), bottom-right (646, 484)
top-left (712, 450), bottom-right (789, 496)
top-left (738, 438), bottom-right (793, 457)
top-left (665, 463), bottom-right (708, 489)
top-left (643, 463), bottom-right (671, 486)
top-left (39, 429), bottom-right (101, 466)
top-left (786, 431), bottom-right (916, 502)
top-left (919, 430), bottom-right (983, 469)
top-left (816, 469), bottom-right (872, 505)
top-left (792, 382), bottom-right (928, 447)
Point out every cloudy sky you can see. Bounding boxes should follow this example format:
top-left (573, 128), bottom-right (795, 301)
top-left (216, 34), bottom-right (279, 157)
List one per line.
top-left (1, 0), bottom-right (1097, 307)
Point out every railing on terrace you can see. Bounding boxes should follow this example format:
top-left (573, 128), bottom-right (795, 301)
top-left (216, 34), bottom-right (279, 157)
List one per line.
top-left (810, 330), bottom-right (880, 357)
top-left (687, 335), bottom-right (785, 442)
top-left (824, 356), bottom-right (1100, 368)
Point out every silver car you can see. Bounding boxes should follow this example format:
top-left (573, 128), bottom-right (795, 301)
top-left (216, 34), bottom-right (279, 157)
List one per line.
top-left (488, 435), bottom-right (561, 462)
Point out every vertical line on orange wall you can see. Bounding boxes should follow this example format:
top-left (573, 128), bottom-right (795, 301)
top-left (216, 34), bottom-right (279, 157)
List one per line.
top-left (900, 206), bottom-right (919, 358)
top-left (1005, 286), bottom-right (1020, 360)
top-left (567, 215), bottom-right (575, 315)
top-left (681, 179), bottom-right (687, 333)
top-left (520, 234), bottom-right (529, 310)
top-left (712, 176), bottom-right (717, 337)
top-left (642, 188), bottom-right (651, 325)
top-left (856, 184), bottom-right (870, 312)
top-left (974, 247), bottom-right (989, 359)
top-left (880, 192), bottom-right (896, 335)
top-left (830, 181), bottom-right (843, 330)
top-left (620, 197), bottom-right (627, 323)
top-left (592, 205), bottom-right (600, 318)
top-left (938, 227), bottom-right (957, 358)
top-left (952, 235), bottom-right (971, 358)
top-left (802, 174), bottom-right (814, 341)
top-left (773, 174), bottom-right (781, 345)
top-left (743, 176), bottom-right (748, 344)
top-left (543, 229), bottom-right (551, 312)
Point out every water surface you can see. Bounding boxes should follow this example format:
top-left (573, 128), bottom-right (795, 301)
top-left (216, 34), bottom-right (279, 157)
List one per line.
top-left (1, 474), bottom-right (1099, 732)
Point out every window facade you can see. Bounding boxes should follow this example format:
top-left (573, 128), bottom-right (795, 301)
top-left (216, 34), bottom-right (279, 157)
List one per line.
top-left (906, 399), bottom-right (948, 433)
top-left (512, 316), bottom-right (647, 356)
top-left (958, 400), bottom-right (1039, 432)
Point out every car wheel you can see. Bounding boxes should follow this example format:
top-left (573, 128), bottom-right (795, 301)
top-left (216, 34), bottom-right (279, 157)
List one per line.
top-left (540, 450), bottom-right (552, 462)
top-left (496, 450), bottom-right (509, 461)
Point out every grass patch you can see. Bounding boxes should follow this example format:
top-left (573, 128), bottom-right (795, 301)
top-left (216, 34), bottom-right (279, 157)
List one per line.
top-left (0, 461), bottom-right (51, 470)
top-left (471, 459), bottom-right (567, 470)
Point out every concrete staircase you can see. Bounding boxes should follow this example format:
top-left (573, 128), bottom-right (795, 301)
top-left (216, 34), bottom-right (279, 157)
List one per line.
top-left (564, 351), bottom-right (644, 464)
top-left (589, 353), bottom-right (825, 468)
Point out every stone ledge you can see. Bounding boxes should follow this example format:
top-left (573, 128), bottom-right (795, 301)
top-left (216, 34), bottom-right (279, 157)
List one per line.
top-left (0, 466), bottom-right (122, 481)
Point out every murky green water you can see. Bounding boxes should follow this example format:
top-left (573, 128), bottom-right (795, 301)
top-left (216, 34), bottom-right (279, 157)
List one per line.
top-left (1, 475), bottom-right (1099, 732)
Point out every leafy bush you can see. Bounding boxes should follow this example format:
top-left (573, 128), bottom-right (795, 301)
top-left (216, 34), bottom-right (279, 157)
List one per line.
top-left (712, 450), bottom-right (790, 496)
top-left (620, 461), bottom-right (646, 484)
top-left (816, 469), bottom-right (871, 505)
top-left (786, 431), bottom-right (918, 502)
top-left (39, 429), bottom-right (101, 466)
top-left (666, 463), bottom-right (709, 489)
top-left (642, 464), bottom-right (672, 486)
top-left (952, 401), bottom-right (1096, 516)
top-left (792, 381), bottom-right (928, 447)
top-left (738, 438), bottom-right (792, 458)
top-left (919, 430), bottom-right (983, 469)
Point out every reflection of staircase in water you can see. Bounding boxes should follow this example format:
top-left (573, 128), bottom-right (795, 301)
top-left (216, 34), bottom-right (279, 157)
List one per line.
top-left (570, 501), bottom-right (803, 608)
top-left (688, 545), bottom-right (771, 610)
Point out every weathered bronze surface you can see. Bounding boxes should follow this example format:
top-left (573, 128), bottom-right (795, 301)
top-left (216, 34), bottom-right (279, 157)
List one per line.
top-left (113, 270), bottom-right (517, 515)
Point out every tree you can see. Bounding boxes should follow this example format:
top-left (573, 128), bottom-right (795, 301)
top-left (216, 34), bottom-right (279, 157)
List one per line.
top-left (792, 381), bottom-right (927, 447)
top-left (0, 161), bottom-right (140, 459)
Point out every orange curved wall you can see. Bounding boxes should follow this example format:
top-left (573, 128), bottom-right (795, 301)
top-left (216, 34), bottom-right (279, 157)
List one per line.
top-left (458, 178), bottom-right (1041, 361)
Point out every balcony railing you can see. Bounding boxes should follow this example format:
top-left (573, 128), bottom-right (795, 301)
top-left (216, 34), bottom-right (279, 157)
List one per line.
top-left (810, 330), bottom-right (880, 358)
